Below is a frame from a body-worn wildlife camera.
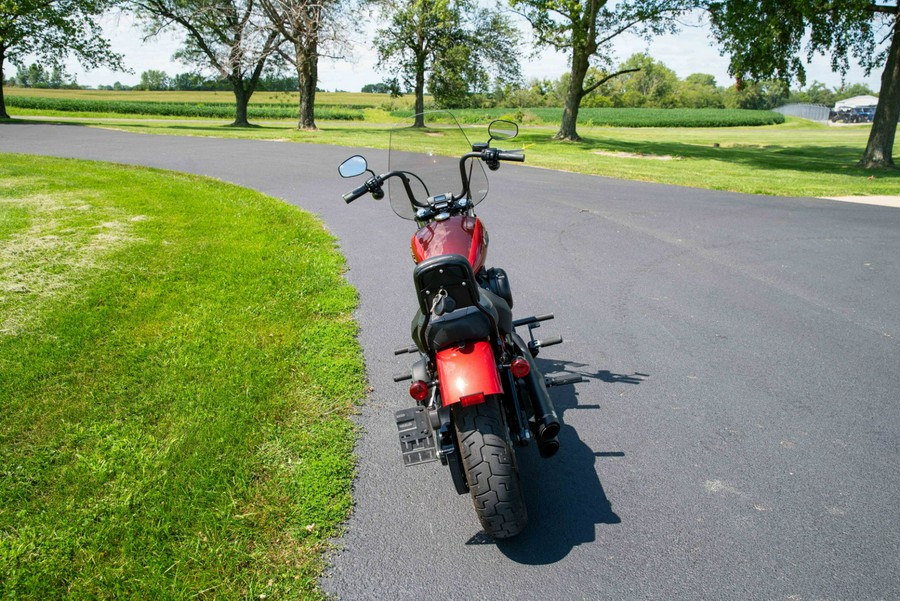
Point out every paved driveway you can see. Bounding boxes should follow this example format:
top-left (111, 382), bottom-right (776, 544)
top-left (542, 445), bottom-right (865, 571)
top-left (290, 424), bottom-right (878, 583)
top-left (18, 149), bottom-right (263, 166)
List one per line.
top-left (2, 123), bottom-right (899, 600)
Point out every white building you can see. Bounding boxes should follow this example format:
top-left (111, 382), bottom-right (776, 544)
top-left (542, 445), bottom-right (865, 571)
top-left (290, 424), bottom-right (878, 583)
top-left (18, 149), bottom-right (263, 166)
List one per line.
top-left (834, 95), bottom-right (879, 110)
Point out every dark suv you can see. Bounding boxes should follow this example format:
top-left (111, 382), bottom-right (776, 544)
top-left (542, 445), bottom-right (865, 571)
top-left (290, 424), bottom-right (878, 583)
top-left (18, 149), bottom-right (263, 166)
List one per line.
top-left (849, 106), bottom-right (876, 123)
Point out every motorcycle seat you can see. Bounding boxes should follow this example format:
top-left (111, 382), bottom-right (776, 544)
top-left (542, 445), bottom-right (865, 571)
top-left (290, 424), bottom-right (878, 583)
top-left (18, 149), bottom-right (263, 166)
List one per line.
top-left (411, 254), bottom-right (511, 352)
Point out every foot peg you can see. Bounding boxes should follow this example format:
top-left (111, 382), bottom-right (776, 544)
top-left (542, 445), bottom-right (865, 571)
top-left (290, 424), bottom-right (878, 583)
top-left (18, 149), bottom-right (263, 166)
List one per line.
top-left (395, 407), bottom-right (437, 466)
top-left (545, 374), bottom-right (588, 387)
top-left (514, 313), bottom-right (561, 357)
top-left (512, 313), bottom-right (554, 328)
top-left (528, 335), bottom-right (562, 355)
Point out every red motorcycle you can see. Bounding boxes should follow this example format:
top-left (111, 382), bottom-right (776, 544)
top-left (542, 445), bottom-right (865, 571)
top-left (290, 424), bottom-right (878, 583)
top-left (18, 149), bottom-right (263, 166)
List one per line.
top-left (338, 111), bottom-right (582, 538)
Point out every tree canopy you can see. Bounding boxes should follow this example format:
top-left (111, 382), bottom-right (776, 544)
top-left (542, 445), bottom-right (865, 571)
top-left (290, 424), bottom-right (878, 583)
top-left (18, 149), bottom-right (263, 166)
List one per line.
top-left (510, 0), bottom-right (697, 140)
top-left (374, 0), bottom-right (520, 124)
top-left (259, 0), bottom-right (354, 130)
top-left (707, 0), bottom-right (899, 168)
top-left (130, 0), bottom-right (283, 126)
top-left (0, 0), bottom-right (124, 118)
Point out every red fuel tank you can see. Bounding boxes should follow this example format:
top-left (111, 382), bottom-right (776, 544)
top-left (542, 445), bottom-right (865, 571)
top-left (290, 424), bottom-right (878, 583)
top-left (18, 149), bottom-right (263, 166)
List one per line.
top-left (411, 215), bottom-right (488, 272)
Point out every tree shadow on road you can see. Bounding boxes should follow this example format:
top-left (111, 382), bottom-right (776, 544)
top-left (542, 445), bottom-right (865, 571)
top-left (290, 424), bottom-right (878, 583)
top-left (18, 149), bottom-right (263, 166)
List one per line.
top-left (466, 359), bottom-right (647, 564)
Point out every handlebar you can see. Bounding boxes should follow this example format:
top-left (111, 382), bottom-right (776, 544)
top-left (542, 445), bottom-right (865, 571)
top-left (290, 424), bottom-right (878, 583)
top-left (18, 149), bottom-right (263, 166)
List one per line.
top-left (342, 183), bottom-right (369, 203)
top-left (342, 148), bottom-right (524, 207)
top-left (496, 151), bottom-right (525, 162)
top-left (458, 148), bottom-right (524, 199)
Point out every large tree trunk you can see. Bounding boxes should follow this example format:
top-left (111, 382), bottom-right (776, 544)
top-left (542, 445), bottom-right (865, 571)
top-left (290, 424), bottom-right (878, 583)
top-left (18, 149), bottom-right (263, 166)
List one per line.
top-left (297, 38), bottom-right (318, 130)
top-left (859, 15), bottom-right (900, 168)
top-left (557, 48), bottom-right (589, 141)
top-left (0, 49), bottom-right (9, 120)
top-left (413, 53), bottom-right (426, 128)
top-left (230, 81), bottom-right (252, 127)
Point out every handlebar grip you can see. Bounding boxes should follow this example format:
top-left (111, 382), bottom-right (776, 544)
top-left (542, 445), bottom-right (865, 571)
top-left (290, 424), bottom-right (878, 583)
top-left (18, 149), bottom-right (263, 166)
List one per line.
top-left (497, 151), bottom-right (525, 162)
top-left (342, 184), bottom-right (368, 203)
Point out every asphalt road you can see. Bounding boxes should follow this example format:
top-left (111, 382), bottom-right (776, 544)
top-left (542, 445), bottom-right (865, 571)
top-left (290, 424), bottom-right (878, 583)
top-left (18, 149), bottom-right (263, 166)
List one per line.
top-left (3, 123), bottom-right (899, 600)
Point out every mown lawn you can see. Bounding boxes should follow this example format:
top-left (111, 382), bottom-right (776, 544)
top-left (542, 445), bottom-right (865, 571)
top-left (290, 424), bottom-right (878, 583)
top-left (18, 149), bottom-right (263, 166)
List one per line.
top-left (45, 116), bottom-right (894, 197)
top-left (1, 87), bottom-right (416, 108)
top-left (0, 154), bottom-right (364, 599)
top-left (4, 87), bottom-right (898, 196)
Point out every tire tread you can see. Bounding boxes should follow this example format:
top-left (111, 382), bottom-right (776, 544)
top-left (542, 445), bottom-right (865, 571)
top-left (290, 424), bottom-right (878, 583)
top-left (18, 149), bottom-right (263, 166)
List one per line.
top-left (454, 399), bottom-right (527, 538)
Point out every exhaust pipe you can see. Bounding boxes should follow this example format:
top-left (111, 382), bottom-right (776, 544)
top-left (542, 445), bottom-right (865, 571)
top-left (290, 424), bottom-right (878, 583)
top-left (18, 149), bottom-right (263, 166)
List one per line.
top-left (511, 333), bottom-right (561, 456)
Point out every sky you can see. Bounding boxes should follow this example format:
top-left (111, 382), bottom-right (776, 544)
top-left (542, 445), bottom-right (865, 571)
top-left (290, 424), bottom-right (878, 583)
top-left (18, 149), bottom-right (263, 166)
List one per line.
top-left (65, 11), bottom-right (882, 93)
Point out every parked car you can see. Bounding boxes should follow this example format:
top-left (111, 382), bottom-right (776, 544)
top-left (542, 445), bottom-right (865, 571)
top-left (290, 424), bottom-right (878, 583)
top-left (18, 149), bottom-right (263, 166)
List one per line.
top-left (849, 106), bottom-right (876, 123)
top-left (830, 106), bottom-right (876, 123)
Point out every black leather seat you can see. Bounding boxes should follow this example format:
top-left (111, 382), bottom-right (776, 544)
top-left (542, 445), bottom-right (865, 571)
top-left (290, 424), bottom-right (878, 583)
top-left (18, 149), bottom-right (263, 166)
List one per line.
top-left (410, 254), bottom-right (512, 352)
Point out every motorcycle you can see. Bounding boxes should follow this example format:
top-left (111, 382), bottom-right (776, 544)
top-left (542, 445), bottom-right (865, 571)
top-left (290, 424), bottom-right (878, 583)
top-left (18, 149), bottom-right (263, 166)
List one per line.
top-left (338, 111), bottom-right (583, 538)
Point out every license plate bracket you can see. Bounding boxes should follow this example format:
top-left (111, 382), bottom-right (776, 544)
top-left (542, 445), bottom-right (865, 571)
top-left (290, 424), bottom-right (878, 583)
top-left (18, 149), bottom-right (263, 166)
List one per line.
top-left (395, 407), bottom-right (437, 466)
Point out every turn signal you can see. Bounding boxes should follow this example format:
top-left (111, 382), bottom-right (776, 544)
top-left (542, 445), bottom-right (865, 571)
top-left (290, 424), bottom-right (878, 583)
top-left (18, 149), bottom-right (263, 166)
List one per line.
top-left (510, 357), bottom-right (531, 379)
top-left (409, 380), bottom-right (429, 402)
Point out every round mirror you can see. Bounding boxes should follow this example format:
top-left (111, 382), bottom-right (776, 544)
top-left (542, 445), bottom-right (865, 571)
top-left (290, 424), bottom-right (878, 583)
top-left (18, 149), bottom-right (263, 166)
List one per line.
top-left (339, 155), bottom-right (368, 178)
top-left (488, 120), bottom-right (518, 141)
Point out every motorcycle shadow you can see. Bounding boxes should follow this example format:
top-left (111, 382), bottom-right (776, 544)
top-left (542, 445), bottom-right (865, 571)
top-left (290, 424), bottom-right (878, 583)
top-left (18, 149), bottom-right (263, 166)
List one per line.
top-left (468, 359), bottom-right (644, 564)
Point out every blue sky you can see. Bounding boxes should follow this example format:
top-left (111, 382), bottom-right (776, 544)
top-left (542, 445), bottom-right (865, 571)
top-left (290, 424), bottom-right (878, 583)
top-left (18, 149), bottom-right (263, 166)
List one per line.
top-left (66, 11), bottom-right (882, 93)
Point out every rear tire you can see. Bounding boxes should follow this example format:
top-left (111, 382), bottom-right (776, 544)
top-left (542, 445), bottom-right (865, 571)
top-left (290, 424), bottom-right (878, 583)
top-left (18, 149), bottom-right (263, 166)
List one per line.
top-left (453, 397), bottom-right (527, 538)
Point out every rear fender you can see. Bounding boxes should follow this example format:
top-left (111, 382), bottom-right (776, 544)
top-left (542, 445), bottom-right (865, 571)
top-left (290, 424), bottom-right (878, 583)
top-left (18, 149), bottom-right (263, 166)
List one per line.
top-left (436, 340), bottom-right (503, 407)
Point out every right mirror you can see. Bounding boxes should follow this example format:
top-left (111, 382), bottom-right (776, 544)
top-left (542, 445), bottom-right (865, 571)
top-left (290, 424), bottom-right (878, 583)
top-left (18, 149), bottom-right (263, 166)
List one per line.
top-left (488, 120), bottom-right (518, 141)
top-left (339, 155), bottom-right (368, 178)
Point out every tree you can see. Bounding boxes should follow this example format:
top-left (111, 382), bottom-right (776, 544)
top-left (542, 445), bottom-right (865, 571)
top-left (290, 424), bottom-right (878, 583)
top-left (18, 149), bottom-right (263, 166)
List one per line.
top-left (837, 82), bottom-right (876, 98)
top-left (430, 7), bottom-right (521, 108)
top-left (676, 73), bottom-right (725, 107)
top-left (510, 0), bottom-right (696, 140)
top-left (605, 52), bottom-right (679, 107)
top-left (374, 0), bottom-right (460, 125)
top-left (0, 0), bottom-right (124, 118)
top-left (723, 79), bottom-right (788, 109)
top-left (259, 0), bottom-right (350, 129)
top-left (15, 63), bottom-right (50, 87)
top-left (361, 82), bottom-right (393, 93)
top-left (374, 0), bottom-right (520, 124)
top-left (707, 0), bottom-right (899, 168)
top-left (138, 69), bottom-right (172, 90)
top-left (131, 0), bottom-right (284, 126)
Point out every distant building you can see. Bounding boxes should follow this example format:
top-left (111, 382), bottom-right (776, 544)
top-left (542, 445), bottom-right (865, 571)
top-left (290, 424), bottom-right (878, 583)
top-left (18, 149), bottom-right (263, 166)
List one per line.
top-left (833, 95), bottom-right (878, 111)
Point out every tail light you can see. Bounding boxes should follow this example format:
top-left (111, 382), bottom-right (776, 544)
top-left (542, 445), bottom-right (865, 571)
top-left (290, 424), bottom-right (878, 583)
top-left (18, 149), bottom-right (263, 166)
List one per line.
top-left (409, 380), bottom-right (429, 402)
top-left (459, 392), bottom-right (485, 407)
top-left (510, 357), bottom-right (530, 379)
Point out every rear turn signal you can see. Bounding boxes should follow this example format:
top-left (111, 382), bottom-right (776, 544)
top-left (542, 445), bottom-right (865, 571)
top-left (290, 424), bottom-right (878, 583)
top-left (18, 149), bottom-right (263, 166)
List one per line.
top-left (510, 357), bottom-right (531, 379)
top-left (409, 380), bottom-right (429, 402)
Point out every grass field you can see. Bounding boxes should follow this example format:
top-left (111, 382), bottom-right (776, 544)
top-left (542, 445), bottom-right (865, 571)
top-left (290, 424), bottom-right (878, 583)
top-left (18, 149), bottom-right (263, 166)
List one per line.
top-left (3, 87), bottom-right (897, 197)
top-left (2, 87), bottom-right (415, 108)
top-left (0, 154), bottom-right (364, 599)
top-left (4, 90), bottom-right (784, 127)
top-left (30, 115), bottom-right (890, 197)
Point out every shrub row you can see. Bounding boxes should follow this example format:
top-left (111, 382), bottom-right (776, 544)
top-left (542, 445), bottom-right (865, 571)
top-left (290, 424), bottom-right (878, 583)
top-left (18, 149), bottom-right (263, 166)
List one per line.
top-left (389, 107), bottom-right (786, 127)
top-left (5, 95), bottom-right (365, 120)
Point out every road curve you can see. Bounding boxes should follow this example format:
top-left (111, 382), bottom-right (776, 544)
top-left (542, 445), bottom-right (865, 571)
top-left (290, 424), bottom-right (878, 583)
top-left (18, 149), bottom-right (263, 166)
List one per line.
top-left (2, 123), bottom-right (899, 600)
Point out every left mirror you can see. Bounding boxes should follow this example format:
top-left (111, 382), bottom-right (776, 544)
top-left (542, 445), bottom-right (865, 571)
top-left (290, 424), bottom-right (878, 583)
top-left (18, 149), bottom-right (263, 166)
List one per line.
top-left (339, 155), bottom-right (368, 178)
top-left (488, 120), bottom-right (518, 141)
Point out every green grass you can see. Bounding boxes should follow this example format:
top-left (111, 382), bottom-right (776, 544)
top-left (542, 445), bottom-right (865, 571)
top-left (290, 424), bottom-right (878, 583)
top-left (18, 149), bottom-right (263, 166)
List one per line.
top-left (389, 107), bottom-right (785, 127)
top-left (0, 154), bottom-right (365, 599)
top-left (29, 115), bottom-right (890, 197)
top-left (5, 89), bottom-right (784, 127)
top-left (5, 95), bottom-right (366, 120)
top-left (5, 87), bottom-right (897, 196)
top-left (3, 87), bottom-right (416, 109)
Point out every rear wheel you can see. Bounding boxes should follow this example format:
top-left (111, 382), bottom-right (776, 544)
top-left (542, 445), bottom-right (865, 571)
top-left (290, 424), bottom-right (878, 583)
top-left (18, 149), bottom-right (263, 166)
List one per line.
top-left (453, 397), bottom-right (527, 538)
